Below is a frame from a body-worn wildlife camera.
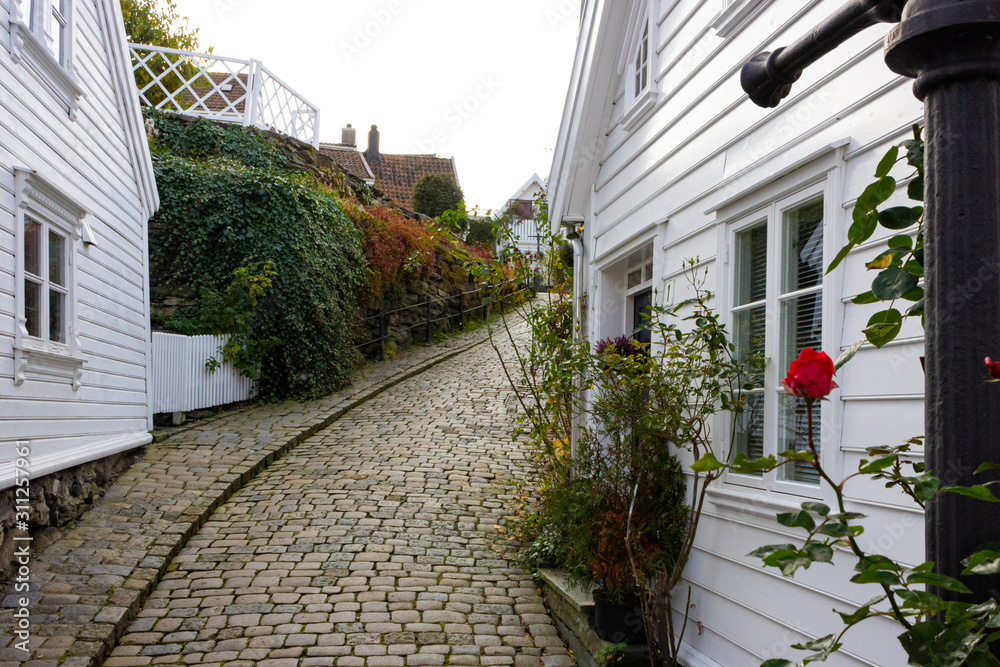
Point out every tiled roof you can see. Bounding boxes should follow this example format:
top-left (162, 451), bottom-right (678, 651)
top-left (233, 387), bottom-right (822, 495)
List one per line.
top-left (369, 154), bottom-right (458, 210)
top-left (180, 72), bottom-right (250, 115)
top-left (319, 145), bottom-right (374, 182)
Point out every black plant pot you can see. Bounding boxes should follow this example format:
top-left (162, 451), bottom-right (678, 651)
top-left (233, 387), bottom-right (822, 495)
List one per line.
top-left (593, 589), bottom-right (646, 645)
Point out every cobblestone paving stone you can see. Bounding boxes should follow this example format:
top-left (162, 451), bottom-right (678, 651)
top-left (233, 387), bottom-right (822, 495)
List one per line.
top-left (0, 323), bottom-right (527, 667)
top-left (103, 320), bottom-right (573, 667)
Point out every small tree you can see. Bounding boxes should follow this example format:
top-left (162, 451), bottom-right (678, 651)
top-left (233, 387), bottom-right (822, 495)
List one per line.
top-left (412, 173), bottom-right (464, 218)
top-left (121, 0), bottom-right (201, 50)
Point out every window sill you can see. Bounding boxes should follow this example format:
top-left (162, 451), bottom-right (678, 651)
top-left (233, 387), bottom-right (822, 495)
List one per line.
top-left (707, 484), bottom-right (812, 519)
top-left (712, 0), bottom-right (768, 39)
top-left (14, 342), bottom-right (85, 390)
top-left (620, 89), bottom-right (658, 132)
top-left (10, 19), bottom-right (84, 119)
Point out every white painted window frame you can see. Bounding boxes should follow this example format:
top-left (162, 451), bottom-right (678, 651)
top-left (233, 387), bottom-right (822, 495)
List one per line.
top-left (13, 167), bottom-right (86, 390)
top-left (713, 0), bottom-right (769, 39)
top-left (714, 167), bottom-right (845, 502)
top-left (619, 0), bottom-right (658, 132)
top-left (9, 0), bottom-right (84, 119)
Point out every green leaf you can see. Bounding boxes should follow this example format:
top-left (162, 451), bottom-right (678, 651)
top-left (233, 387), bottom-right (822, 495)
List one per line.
top-left (778, 511), bottom-right (817, 532)
top-left (748, 544), bottom-right (796, 559)
top-left (802, 541), bottom-right (835, 564)
top-left (818, 523), bottom-right (862, 539)
top-left (731, 453), bottom-right (778, 474)
top-left (877, 176), bottom-right (897, 203)
top-left (914, 476), bottom-right (942, 503)
top-left (864, 309), bottom-right (903, 348)
top-left (879, 206), bottom-right (923, 230)
top-left (907, 572), bottom-right (973, 595)
top-left (801, 502), bottom-right (831, 517)
top-left (852, 567), bottom-right (902, 586)
top-left (897, 589), bottom-right (951, 615)
top-left (888, 234), bottom-right (914, 249)
top-left (848, 209), bottom-right (879, 245)
top-left (977, 463), bottom-right (1000, 474)
top-left (691, 452), bottom-right (726, 473)
top-left (908, 175), bottom-right (925, 202)
top-left (963, 550), bottom-right (1000, 576)
top-left (827, 243), bottom-right (853, 275)
top-left (873, 267), bottom-right (920, 300)
top-left (763, 549), bottom-right (815, 577)
top-left (761, 661), bottom-right (797, 667)
top-left (835, 340), bottom-right (865, 371)
top-left (903, 137), bottom-right (924, 170)
top-left (851, 291), bottom-right (879, 305)
top-left (940, 484), bottom-right (1000, 503)
top-left (902, 286), bottom-right (924, 302)
top-left (838, 603), bottom-right (873, 626)
top-left (859, 456), bottom-right (897, 474)
top-left (779, 449), bottom-right (817, 463)
top-left (876, 146), bottom-right (900, 178)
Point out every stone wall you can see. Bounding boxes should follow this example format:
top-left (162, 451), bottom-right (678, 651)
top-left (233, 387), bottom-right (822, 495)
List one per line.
top-left (0, 450), bottom-right (142, 587)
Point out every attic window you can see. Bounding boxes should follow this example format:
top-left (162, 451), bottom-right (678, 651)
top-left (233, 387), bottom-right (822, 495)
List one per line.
top-left (634, 21), bottom-right (649, 99)
top-left (10, 0), bottom-right (83, 118)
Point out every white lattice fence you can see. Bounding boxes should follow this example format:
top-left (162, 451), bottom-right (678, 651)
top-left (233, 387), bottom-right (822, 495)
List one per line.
top-left (129, 44), bottom-right (321, 147)
top-left (151, 332), bottom-right (254, 414)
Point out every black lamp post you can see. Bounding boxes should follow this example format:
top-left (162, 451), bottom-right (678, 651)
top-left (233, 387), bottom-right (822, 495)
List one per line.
top-left (741, 0), bottom-right (1000, 611)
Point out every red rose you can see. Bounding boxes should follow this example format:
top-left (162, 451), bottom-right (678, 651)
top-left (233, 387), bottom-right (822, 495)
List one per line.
top-left (986, 357), bottom-right (1000, 380)
top-left (782, 348), bottom-right (839, 399)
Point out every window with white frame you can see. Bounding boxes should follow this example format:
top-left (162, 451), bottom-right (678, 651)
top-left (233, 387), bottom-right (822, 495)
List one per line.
top-left (10, 0), bottom-right (82, 117)
top-left (620, 2), bottom-right (657, 131)
top-left (14, 168), bottom-right (85, 390)
top-left (730, 186), bottom-right (827, 486)
top-left (634, 20), bottom-right (649, 100)
top-left (713, 0), bottom-right (768, 39)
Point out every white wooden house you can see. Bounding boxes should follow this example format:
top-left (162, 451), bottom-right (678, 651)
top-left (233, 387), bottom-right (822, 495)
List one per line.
top-left (0, 0), bottom-right (159, 489)
top-left (499, 173), bottom-right (548, 256)
top-left (549, 1), bottom-right (924, 665)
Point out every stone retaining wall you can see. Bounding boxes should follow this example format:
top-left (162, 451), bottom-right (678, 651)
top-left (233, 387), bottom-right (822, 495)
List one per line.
top-left (0, 451), bottom-right (142, 588)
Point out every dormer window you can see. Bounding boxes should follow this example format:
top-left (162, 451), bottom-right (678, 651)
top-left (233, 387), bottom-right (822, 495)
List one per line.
top-left (634, 21), bottom-right (649, 99)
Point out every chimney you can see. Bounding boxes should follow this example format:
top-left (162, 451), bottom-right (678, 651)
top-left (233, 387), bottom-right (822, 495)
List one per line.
top-left (366, 124), bottom-right (381, 164)
top-left (341, 123), bottom-right (356, 147)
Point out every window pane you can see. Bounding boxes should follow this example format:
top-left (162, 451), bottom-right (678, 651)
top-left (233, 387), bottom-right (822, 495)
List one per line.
top-left (780, 394), bottom-right (822, 484)
top-left (735, 304), bottom-right (766, 387)
top-left (780, 291), bottom-right (823, 370)
top-left (735, 223), bottom-right (767, 306)
top-left (49, 289), bottom-right (65, 343)
top-left (49, 231), bottom-right (66, 287)
top-left (24, 279), bottom-right (41, 338)
top-left (783, 197), bottom-right (824, 293)
top-left (21, 0), bottom-right (34, 26)
top-left (734, 393), bottom-right (765, 472)
top-left (24, 219), bottom-right (41, 277)
top-left (644, 263), bottom-right (653, 282)
top-left (627, 269), bottom-right (643, 289)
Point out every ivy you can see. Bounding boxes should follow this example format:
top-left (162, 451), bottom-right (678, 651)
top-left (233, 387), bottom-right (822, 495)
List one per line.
top-left (148, 114), bottom-right (366, 401)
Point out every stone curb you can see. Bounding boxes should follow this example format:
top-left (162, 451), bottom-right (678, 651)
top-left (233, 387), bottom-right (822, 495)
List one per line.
top-left (4, 335), bottom-right (490, 667)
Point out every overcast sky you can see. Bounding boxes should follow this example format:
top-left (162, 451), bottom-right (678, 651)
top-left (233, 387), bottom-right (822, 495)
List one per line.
top-left (170, 0), bottom-right (582, 212)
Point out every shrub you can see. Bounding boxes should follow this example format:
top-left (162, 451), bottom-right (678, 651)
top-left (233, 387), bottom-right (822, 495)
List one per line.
top-left (412, 173), bottom-right (464, 218)
top-left (149, 155), bottom-right (365, 401)
top-left (465, 218), bottom-right (497, 247)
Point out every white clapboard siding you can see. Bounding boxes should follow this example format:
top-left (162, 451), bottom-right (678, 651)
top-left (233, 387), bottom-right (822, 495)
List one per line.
top-left (151, 333), bottom-right (254, 414)
top-left (0, 0), bottom-right (158, 491)
top-left (550, 0), bottom-right (930, 664)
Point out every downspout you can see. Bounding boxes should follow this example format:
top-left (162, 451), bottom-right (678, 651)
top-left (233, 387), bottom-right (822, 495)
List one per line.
top-left (561, 217), bottom-right (586, 462)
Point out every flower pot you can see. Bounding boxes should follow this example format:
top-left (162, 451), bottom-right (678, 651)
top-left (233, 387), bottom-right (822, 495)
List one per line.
top-left (592, 589), bottom-right (646, 645)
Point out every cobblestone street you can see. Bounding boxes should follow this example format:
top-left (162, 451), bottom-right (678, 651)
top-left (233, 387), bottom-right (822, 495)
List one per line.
top-left (99, 325), bottom-right (571, 667)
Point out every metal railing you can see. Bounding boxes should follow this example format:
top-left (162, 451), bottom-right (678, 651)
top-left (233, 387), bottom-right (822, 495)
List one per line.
top-left (129, 44), bottom-right (321, 148)
top-left (357, 282), bottom-right (534, 360)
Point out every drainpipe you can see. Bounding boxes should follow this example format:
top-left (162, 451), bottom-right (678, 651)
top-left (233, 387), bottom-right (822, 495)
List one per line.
top-left (561, 218), bottom-right (586, 463)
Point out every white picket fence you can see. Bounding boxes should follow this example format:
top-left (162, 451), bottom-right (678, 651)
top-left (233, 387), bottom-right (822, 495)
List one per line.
top-left (151, 332), bottom-right (255, 414)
